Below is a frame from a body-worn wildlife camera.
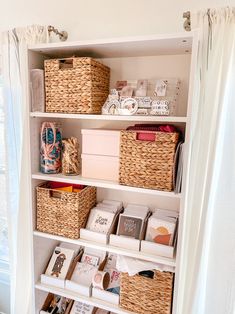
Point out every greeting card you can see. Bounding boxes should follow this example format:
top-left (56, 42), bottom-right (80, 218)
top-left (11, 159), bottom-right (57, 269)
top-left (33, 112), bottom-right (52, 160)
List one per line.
top-left (71, 262), bottom-right (97, 286)
top-left (86, 208), bottom-right (115, 234)
top-left (45, 246), bottom-right (75, 279)
top-left (117, 214), bottom-right (143, 239)
top-left (70, 301), bottom-right (95, 314)
top-left (81, 253), bottom-right (100, 266)
top-left (145, 217), bottom-right (176, 245)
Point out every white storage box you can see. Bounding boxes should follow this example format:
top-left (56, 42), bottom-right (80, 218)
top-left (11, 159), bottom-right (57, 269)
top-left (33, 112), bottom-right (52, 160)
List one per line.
top-left (66, 249), bottom-right (106, 297)
top-left (40, 274), bottom-right (66, 289)
top-left (140, 240), bottom-right (175, 258)
top-left (82, 154), bottom-right (119, 181)
top-left (92, 287), bottom-right (119, 305)
top-left (66, 279), bottom-right (92, 297)
top-left (82, 129), bottom-right (120, 157)
top-left (109, 211), bottom-right (151, 251)
top-left (109, 234), bottom-right (141, 251)
top-left (80, 208), bottom-right (122, 244)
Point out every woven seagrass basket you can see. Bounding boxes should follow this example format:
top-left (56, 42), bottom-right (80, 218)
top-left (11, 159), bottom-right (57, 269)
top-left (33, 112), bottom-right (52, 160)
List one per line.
top-left (44, 57), bottom-right (110, 114)
top-left (120, 271), bottom-right (174, 314)
top-left (119, 130), bottom-right (179, 191)
top-left (36, 183), bottom-right (96, 238)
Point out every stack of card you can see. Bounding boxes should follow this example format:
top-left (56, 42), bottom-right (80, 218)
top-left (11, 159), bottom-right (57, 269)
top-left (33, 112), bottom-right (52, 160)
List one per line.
top-left (103, 253), bottom-right (121, 295)
top-left (117, 204), bottom-right (149, 240)
top-left (86, 200), bottom-right (122, 234)
top-left (70, 248), bottom-right (105, 287)
top-left (145, 209), bottom-right (178, 246)
top-left (45, 246), bottom-right (76, 279)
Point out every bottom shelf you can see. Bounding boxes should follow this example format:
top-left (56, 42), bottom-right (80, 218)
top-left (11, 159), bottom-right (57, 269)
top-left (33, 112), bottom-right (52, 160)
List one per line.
top-left (35, 282), bottom-right (134, 314)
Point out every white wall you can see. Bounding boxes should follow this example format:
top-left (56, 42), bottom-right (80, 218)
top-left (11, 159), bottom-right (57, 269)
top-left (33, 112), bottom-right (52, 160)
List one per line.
top-left (0, 0), bottom-right (234, 40)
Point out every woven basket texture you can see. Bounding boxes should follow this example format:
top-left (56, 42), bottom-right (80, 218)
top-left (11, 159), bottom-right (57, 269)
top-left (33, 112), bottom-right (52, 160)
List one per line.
top-left (119, 130), bottom-right (179, 191)
top-left (36, 183), bottom-right (96, 238)
top-left (45, 57), bottom-right (110, 114)
top-left (120, 271), bottom-right (174, 314)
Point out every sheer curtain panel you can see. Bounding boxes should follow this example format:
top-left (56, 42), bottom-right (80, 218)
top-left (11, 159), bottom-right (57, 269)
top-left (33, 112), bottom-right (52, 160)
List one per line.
top-left (1, 25), bottom-right (48, 314)
top-left (177, 8), bottom-right (235, 314)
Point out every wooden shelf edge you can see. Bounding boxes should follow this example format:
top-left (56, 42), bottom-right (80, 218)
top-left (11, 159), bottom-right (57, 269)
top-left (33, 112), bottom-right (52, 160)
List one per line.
top-left (35, 282), bottom-right (133, 314)
top-left (30, 112), bottom-right (187, 123)
top-left (31, 173), bottom-right (181, 198)
top-left (33, 231), bottom-right (176, 268)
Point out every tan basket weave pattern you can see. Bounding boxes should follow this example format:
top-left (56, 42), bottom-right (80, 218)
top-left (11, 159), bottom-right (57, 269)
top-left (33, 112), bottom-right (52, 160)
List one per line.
top-left (36, 183), bottom-right (96, 239)
top-left (119, 131), bottom-right (179, 191)
top-left (45, 57), bottom-right (110, 114)
top-left (120, 271), bottom-right (174, 314)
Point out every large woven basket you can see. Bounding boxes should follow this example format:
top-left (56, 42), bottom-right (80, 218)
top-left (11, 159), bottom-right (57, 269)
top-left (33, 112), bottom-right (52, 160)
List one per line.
top-left (120, 271), bottom-right (174, 314)
top-left (119, 130), bottom-right (179, 191)
top-left (36, 183), bottom-right (96, 238)
top-left (44, 57), bottom-right (110, 114)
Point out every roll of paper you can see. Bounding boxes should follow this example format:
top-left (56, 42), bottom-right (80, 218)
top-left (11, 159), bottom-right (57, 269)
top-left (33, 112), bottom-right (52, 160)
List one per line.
top-left (92, 271), bottom-right (110, 290)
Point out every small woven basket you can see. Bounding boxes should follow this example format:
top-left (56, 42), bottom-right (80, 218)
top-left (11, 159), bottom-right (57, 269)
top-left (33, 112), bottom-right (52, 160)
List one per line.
top-left (119, 130), bottom-right (179, 191)
top-left (36, 183), bottom-right (96, 239)
top-left (120, 271), bottom-right (174, 314)
top-left (44, 57), bottom-right (110, 114)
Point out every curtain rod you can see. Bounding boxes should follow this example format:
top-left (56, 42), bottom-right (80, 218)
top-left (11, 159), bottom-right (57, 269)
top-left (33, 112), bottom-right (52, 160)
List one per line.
top-left (48, 25), bottom-right (68, 41)
top-left (183, 11), bottom-right (191, 31)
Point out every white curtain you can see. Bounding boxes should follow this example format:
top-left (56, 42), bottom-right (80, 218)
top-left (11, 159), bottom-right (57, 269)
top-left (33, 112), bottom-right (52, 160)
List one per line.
top-left (1, 25), bottom-right (48, 314)
top-left (177, 8), bottom-right (235, 314)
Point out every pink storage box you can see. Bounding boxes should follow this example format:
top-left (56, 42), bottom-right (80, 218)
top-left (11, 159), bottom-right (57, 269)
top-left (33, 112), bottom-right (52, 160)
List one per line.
top-left (81, 129), bottom-right (120, 157)
top-left (81, 154), bottom-right (119, 181)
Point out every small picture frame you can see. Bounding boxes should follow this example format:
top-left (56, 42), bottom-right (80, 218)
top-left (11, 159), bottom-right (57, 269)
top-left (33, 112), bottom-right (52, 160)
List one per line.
top-left (120, 98), bottom-right (138, 115)
top-left (135, 79), bottom-right (148, 97)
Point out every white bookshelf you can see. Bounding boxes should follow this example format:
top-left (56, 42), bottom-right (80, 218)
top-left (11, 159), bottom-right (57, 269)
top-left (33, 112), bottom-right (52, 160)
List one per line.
top-left (27, 32), bottom-right (198, 314)
top-left (30, 112), bottom-right (188, 123)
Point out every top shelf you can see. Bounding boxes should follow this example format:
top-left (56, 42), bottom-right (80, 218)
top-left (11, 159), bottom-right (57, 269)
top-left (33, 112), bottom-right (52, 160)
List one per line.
top-left (28, 33), bottom-right (193, 58)
top-left (30, 112), bottom-right (187, 123)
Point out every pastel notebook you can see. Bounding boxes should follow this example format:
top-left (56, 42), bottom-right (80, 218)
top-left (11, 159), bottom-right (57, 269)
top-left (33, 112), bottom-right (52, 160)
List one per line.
top-left (117, 214), bottom-right (143, 239)
top-left (45, 246), bottom-right (75, 279)
top-left (145, 217), bottom-right (176, 246)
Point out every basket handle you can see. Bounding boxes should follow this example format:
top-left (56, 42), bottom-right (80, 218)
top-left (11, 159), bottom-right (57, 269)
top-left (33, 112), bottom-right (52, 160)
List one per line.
top-left (58, 58), bottom-right (74, 69)
top-left (49, 190), bottom-right (63, 199)
top-left (135, 132), bottom-right (156, 142)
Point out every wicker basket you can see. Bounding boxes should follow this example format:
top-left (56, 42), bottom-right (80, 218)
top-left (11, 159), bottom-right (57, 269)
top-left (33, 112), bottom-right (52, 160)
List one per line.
top-left (36, 183), bottom-right (96, 238)
top-left (44, 57), bottom-right (110, 114)
top-left (119, 130), bottom-right (179, 191)
top-left (120, 271), bottom-right (174, 314)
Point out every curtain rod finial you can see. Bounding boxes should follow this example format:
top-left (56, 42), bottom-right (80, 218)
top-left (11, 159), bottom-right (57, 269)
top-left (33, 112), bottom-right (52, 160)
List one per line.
top-left (183, 11), bottom-right (191, 31)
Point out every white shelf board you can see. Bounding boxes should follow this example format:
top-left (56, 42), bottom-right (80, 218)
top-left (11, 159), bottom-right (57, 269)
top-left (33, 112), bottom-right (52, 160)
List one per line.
top-left (28, 33), bottom-right (193, 58)
top-left (33, 231), bottom-right (176, 267)
top-left (30, 112), bottom-right (187, 123)
top-left (32, 172), bottom-right (180, 198)
top-left (35, 282), bottom-right (133, 314)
